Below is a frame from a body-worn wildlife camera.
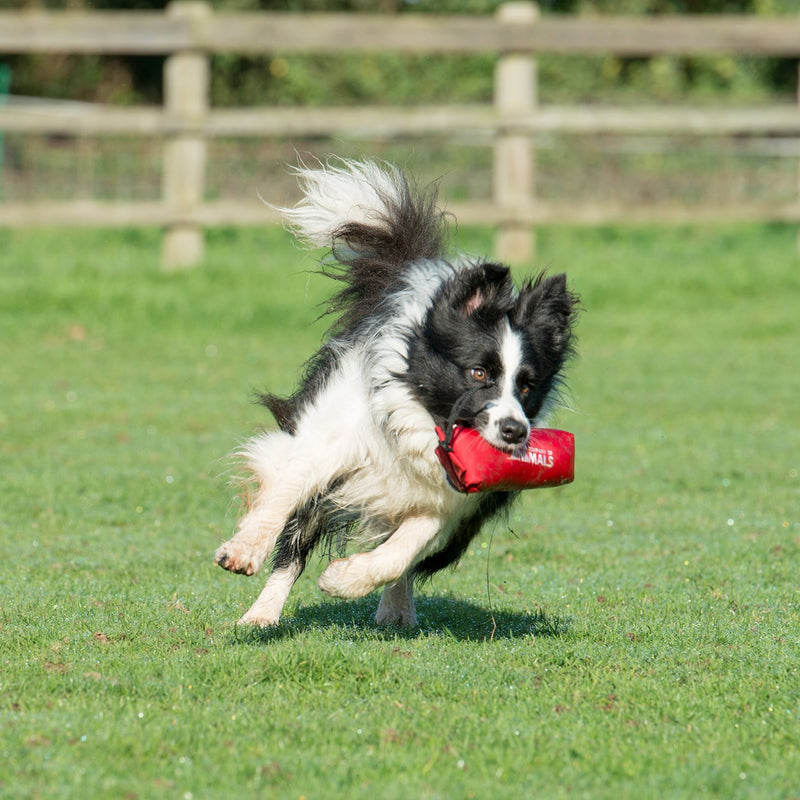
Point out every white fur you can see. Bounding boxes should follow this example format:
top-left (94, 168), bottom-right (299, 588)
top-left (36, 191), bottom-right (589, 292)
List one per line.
top-left (318, 515), bottom-right (441, 598)
top-left (483, 322), bottom-right (530, 450)
top-left (239, 562), bottom-right (304, 627)
top-left (278, 158), bottom-right (406, 248)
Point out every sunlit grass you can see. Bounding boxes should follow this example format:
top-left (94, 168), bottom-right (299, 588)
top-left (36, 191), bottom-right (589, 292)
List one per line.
top-left (1, 224), bottom-right (798, 799)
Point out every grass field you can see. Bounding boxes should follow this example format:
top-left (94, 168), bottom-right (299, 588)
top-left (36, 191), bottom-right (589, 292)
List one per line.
top-left (1, 223), bottom-right (798, 799)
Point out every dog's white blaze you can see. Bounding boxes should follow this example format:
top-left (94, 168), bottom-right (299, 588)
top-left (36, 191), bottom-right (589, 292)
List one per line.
top-left (482, 323), bottom-right (529, 449)
top-left (500, 323), bottom-right (524, 405)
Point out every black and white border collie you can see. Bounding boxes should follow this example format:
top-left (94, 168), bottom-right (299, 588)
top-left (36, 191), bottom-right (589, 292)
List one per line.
top-left (215, 158), bottom-right (577, 627)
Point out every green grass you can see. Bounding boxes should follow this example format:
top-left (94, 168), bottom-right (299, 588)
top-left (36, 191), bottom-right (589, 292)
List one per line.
top-left (1, 223), bottom-right (798, 800)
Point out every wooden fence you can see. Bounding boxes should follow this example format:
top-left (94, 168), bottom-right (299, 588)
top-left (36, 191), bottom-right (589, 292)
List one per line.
top-left (1, 1), bottom-right (800, 267)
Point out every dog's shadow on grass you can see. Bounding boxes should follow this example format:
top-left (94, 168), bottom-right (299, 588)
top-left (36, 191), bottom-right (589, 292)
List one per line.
top-left (234, 595), bottom-right (569, 645)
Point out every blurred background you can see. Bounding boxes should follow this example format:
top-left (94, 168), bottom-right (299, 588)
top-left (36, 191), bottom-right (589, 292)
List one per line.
top-left (1, 0), bottom-right (799, 247)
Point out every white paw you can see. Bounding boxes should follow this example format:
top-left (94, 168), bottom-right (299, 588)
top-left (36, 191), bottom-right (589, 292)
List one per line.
top-left (375, 603), bottom-right (417, 627)
top-left (375, 582), bottom-right (417, 627)
top-left (215, 540), bottom-right (264, 576)
top-left (237, 606), bottom-right (281, 628)
top-left (318, 558), bottom-right (377, 599)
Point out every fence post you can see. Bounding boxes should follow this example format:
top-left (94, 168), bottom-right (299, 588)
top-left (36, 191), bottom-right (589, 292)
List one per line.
top-left (0, 64), bottom-right (9, 202)
top-left (493, 1), bottom-right (538, 264)
top-left (162, 1), bottom-right (210, 270)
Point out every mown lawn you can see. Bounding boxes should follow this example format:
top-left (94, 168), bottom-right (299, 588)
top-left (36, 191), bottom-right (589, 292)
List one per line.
top-left (1, 223), bottom-right (798, 799)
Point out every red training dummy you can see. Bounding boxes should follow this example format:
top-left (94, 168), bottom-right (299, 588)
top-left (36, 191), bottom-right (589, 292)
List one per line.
top-left (435, 425), bottom-right (574, 494)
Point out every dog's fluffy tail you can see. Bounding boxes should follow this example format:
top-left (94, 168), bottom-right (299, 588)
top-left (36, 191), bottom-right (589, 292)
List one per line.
top-left (280, 158), bottom-right (447, 257)
top-left (278, 158), bottom-right (449, 332)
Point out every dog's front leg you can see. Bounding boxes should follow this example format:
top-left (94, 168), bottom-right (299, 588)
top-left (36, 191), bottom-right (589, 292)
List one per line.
top-left (318, 515), bottom-right (440, 602)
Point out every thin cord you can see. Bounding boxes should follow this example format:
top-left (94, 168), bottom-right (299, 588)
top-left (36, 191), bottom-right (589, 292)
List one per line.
top-left (486, 526), bottom-right (497, 642)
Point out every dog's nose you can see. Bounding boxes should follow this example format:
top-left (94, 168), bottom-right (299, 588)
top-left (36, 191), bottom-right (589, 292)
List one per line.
top-left (499, 418), bottom-right (529, 446)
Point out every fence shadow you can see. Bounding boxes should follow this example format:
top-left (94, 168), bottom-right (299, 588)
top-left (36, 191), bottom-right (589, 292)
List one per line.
top-left (232, 594), bottom-right (570, 645)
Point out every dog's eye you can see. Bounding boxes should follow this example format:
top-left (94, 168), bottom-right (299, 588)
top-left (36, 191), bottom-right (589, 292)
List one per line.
top-left (470, 367), bottom-right (487, 382)
top-left (520, 384), bottom-right (530, 396)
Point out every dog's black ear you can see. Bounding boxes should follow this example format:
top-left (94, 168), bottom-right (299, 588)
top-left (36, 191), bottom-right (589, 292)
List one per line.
top-left (513, 272), bottom-right (577, 360)
top-left (455, 261), bottom-right (514, 318)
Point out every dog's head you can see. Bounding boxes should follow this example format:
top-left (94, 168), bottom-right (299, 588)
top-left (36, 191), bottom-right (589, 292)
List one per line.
top-left (406, 262), bottom-right (577, 452)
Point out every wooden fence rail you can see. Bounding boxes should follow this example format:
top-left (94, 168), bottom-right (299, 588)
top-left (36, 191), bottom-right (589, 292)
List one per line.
top-left (1, 1), bottom-right (799, 266)
top-left (3, 10), bottom-right (800, 56)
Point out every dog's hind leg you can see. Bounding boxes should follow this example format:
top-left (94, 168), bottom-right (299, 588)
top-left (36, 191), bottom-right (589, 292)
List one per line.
top-left (216, 431), bottom-right (339, 577)
top-left (318, 514), bottom-right (440, 604)
top-left (238, 560), bottom-right (304, 627)
top-left (215, 499), bottom-right (282, 577)
top-left (215, 431), bottom-right (295, 576)
top-left (237, 496), bottom-right (330, 627)
top-left (375, 574), bottom-right (417, 627)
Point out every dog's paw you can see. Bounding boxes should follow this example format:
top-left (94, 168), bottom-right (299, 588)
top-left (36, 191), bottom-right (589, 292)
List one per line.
top-left (375, 582), bottom-right (417, 627)
top-left (375, 603), bottom-right (417, 627)
top-left (318, 557), bottom-right (376, 599)
top-left (214, 540), bottom-right (264, 576)
top-left (237, 607), bottom-right (281, 628)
